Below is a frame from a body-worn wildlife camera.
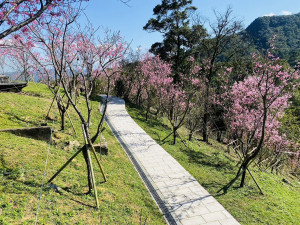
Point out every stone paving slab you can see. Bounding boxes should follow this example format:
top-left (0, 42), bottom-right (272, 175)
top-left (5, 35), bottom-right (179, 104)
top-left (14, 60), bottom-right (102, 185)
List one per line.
top-left (102, 96), bottom-right (240, 225)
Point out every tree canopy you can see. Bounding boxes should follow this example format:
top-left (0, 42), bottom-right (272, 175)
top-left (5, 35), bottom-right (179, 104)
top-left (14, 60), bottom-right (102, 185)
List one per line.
top-left (143, 0), bottom-right (206, 82)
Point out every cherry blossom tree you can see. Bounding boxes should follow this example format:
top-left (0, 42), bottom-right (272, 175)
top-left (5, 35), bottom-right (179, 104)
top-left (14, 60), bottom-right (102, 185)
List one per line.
top-left (7, 8), bottom-right (127, 198)
top-left (184, 56), bottom-right (206, 141)
top-left (71, 30), bottom-right (127, 195)
top-left (127, 53), bottom-right (195, 144)
top-left (14, 9), bottom-right (80, 131)
top-left (0, 36), bottom-right (38, 82)
top-left (161, 83), bottom-right (190, 144)
top-left (159, 63), bottom-right (200, 145)
top-left (128, 52), bottom-right (191, 144)
top-left (138, 54), bottom-right (172, 120)
top-left (221, 52), bottom-right (299, 188)
top-left (113, 48), bottom-right (143, 101)
top-left (0, 0), bottom-right (88, 39)
top-left (191, 8), bottom-right (243, 143)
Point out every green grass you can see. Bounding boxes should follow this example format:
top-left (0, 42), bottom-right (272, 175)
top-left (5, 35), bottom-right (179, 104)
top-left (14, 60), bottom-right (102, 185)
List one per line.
top-left (126, 102), bottom-right (300, 225)
top-left (0, 83), bottom-right (165, 224)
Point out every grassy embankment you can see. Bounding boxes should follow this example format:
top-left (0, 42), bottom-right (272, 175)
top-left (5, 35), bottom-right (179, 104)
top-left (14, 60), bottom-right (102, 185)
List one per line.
top-left (0, 82), bottom-right (165, 225)
top-left (126, 102), bottom-right (300, 225)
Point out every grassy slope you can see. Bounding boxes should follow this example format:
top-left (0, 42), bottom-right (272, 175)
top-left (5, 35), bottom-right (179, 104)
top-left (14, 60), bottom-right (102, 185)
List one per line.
top-left (126, 103), bottom-right (300, 225)
top-left (0, 83), bottom-right (165, 225)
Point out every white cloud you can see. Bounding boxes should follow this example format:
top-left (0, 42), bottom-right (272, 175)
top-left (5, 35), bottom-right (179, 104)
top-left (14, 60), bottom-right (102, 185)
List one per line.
top-left (281, 10), bottom-right (292, 15)
top-left (264, 12), bottom-right (275, 17)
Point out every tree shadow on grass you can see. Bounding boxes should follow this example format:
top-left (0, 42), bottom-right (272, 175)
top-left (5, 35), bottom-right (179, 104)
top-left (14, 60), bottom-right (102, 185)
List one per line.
top-left (0, 177), bottom-right (43, 195)
top-left (69, 198), bottom-right (95, 208)
top-left (61, 186), bottom-right (92, 196)
top-left (126, 102), bottom-right (171, 131)
top-left (60, 185), bottom-right (102, 208)
top-left (1, 173), bottom-right (96, 208)
top-left (89, 95), bottom-right (102, 102)
top-left (198, 175), bottom-right (243, 198)
top-left (6, 113), bottom-right (41, 127)
top-left (215, 175), bottom-right (242, 197)
top-left (177, 146), bottom-right (245, 197)
top-left (181, 147), bottom-right (236, 171)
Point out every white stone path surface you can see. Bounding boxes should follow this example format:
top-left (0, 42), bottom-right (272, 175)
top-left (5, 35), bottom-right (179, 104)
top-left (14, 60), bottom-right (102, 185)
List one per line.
top-left (102, 96), bottom-right (240, 225)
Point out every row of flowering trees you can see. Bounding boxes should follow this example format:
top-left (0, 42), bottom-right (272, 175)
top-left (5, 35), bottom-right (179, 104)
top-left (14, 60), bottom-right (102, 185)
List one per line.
top-left (0, 5), bottom-right (127, 200)
top-left (134, 1), bottom-right (299, 188)
top-left (114, 46), bottom-right (299, 187)
top-left (116, 54), bottom-right (192, 144)
top-left (0, 1), bottom-right (298, 191)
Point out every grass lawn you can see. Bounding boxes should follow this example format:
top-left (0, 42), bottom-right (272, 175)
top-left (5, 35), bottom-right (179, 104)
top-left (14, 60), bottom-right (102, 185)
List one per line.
top-left (0, 83), bottom-right (165, 224)
top-left (126, 102), bottom-right (300, 225)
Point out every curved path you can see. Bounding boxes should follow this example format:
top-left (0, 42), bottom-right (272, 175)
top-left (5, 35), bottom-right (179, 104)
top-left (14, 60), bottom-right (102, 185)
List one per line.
top-left (102, 96), bottom-right (240, 225)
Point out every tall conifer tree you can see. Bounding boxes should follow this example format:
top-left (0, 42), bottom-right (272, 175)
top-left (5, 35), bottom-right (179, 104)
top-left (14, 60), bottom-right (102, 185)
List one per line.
top-left (144, 0), bottom-right (205, 82)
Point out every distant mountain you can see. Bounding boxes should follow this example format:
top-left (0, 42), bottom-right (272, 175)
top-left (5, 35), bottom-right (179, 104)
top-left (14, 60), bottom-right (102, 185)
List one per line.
top-left (244, 13), bottom-right (300, 66)
top-left (2, 71), bottom-right (19, 80)
top-left (3, 71), bottom-right (40, 82)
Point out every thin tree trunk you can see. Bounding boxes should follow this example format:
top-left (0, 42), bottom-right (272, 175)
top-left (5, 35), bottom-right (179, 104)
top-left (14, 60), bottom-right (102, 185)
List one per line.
top-left (146, 106), bottom-right (150, 121)
top-left (217, 131), bottom-right (222, 142)
top-left (202, 112), bottom-right (208, 142)
top-left (202, 78), bottom-right (210, 143)
top-left (239, 113), bottom-right (267, 186)
top-left (173, 128), bottom-right (176, 145)
top-left (188, 131), bottom-right (193, 141)
top-left (82, 147), bottom-right (93, 193)
top-left (61, 110), bottom-right (65, 130)
top-left (240, 166), bottom-right (247, 187)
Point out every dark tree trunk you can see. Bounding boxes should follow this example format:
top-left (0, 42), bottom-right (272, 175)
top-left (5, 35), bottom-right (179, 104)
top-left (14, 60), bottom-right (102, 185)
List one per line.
top-left (82, 147), bottom-right (93, 193)
top-left (188, 131), bottom-right (193, 141)
top-left (82, 125), bottom-right (96, 193)
top-left (202, 77), bottom-right (210, 143)
top-left (239, 102), bottom-right (267, 187)
top-left (173, 129), bottom-right (177, 145)
top-left (202, 112), bottom-right (208, 142)
top-left (240, 167), bottom-right (247, 187)
top-left (217, 131), bottom-right (222, 142)
top-left (146, 101), bottom-right (150, 121)
top-left (56, 96), bottom-right (67, 131)
top-left (61, 110), bottom-right (65, 130)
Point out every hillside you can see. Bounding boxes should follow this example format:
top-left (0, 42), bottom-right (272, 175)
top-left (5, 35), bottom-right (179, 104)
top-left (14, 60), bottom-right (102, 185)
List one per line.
top-left (0, 83), bottom-right (165, 224)
top-left (1, 83), bottom-right (299, 224)
top-left (126, 103), bottom-right (300, 225)
top-left (244, 12), bottom-right (300, 65)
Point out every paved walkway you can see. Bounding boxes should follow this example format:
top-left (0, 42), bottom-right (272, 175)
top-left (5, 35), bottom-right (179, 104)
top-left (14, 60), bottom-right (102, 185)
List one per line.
top-left (102, 96), bottom-right (240, 225)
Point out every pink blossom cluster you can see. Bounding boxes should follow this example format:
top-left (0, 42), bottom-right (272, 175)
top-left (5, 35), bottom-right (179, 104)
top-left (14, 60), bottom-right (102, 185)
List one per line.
top-left (137, 54), bottom-right (173, 108)
top-left (0, 0), bottom-right (89, 39)
top-left (222, 54), bottom-right (299, 151)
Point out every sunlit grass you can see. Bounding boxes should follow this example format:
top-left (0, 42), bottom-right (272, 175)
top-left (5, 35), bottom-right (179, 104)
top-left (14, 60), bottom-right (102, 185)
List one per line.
top-left (126, 102), bottom-right (300, 225)
top-left (0, 83), bottom-right (165, 224)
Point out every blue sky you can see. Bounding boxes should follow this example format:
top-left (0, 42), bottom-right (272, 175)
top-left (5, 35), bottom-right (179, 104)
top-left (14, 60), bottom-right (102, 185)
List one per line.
top-left (78, 0), bottom-right (300, 51)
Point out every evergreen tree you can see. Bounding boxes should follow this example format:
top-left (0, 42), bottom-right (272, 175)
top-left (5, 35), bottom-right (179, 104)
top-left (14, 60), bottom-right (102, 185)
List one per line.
top-left (143, 0), bottom-right (206, 82)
